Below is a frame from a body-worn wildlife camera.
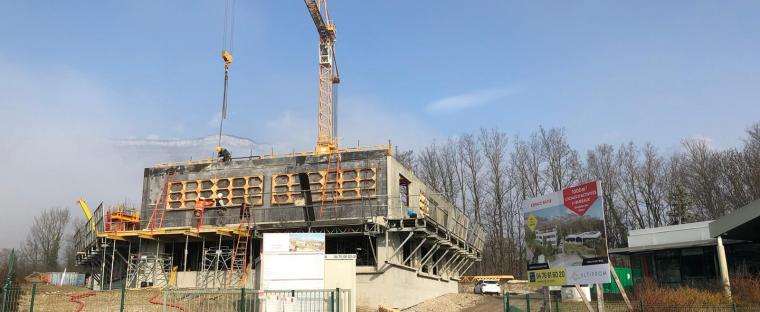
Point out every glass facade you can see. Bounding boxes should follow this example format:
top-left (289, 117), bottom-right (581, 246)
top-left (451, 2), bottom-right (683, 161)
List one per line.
top-left (627, 243), bottom-right (760, 289)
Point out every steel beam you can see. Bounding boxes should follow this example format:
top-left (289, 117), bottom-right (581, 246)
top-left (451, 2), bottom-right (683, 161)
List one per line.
top-left (386, 231), bottom-right (414, 262)
top-left (402, 237), bottom-right (428, 265)
top-left (430, 249), bottom-right (450, 273)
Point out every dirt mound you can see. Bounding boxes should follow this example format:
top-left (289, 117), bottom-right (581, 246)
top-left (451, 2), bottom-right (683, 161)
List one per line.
top-left (403, 293), bottom-right (485, 312)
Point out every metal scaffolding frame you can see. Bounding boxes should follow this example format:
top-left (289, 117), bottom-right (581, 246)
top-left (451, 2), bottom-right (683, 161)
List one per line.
top-left (125, 253), bottom-right (173, 288)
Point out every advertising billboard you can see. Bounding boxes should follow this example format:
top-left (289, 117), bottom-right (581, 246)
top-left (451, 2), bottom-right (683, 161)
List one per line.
top-left (262, 233), bottom-right (326, 290)
top-left (522, 181), bottom-right (610, 286)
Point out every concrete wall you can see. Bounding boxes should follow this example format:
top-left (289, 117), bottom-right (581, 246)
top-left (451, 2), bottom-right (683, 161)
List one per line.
top-left (140, 150), bottom-right (390, 228)
top-left (325, 255), bottom-right (357, 312)
top-left (385, 157), bottom-right (469, 239)
top-left (356, 266), bottom-right (457, 309)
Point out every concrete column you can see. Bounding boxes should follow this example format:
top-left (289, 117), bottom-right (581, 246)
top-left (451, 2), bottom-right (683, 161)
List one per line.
top-left (716, 236), bottom-right (732, 299)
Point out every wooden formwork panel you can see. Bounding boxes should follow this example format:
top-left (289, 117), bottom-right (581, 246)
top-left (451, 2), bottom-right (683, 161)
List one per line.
top-left (271, 168), bottom-right (377, 205)
top-left (166, 176), bottom-right (264, 209)
top-left (419, 191), bottom-right (429, 214)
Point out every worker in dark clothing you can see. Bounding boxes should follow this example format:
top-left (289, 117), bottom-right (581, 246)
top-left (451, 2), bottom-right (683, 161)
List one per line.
top-left (214, 193), bottom-right (227, 226)
top-left (216, 146), bottom-right (232, 162)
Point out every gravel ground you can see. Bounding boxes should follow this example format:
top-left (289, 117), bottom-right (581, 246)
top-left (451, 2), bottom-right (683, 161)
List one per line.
top-left (402, 293), bottom-right (487, 312)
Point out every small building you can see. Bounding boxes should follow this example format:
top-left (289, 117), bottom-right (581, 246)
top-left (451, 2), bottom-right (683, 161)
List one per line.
top-left (535, 228), bottom-right (558, 246)
top-left (610, 199), bottom-right (760, 289)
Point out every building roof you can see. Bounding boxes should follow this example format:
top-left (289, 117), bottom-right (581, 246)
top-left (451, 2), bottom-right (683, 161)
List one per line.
top-left (610, 239), bottom-right (717, 254)
top-left (626, 221), bottom-right (714, 248)
top-left (709, 198), bottom-right (760, 241)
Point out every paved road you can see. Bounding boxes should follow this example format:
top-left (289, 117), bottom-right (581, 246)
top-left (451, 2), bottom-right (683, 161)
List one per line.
top-left (462, 295), bottom-right (503, 312)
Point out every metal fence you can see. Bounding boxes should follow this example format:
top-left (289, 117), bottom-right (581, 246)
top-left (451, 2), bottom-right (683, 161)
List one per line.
top-left (502, 292), bottom-right (760, 312)
top-left (0, 286), bottom-right (351, 312)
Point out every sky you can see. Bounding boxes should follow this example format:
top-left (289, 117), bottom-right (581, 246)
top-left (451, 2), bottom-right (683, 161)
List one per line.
top-left (1, 1), bottom-right (759, 248)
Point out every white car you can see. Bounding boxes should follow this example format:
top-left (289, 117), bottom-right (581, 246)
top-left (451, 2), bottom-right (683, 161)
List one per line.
top-left (474, 279), bottom-right (501, 295)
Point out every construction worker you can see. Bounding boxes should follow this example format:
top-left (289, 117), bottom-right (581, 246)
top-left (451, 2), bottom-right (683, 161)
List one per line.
top-left (194, 196), bottom-right (214, 228)
top-left (216, 146), bottom-right (232, 162)
top-left (214, 193), bottom-right (227, 226)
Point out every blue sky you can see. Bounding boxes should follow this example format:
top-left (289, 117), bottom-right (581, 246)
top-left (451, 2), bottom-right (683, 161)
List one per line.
top-left (2, 1), bottom-right (759, 151)
top-left (1, 1), bottom-right (759, 247)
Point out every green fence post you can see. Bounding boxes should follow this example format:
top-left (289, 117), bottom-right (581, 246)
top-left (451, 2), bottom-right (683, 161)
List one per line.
top-left (253, 290), bottom-right (258, 312)
top-left (554, 293), bottom-right (559, 312)
top-left (330, 291), bottom-right (335, 312)
top-left (2, 285), bottom-right (8, 312)
top-left (240, 288), bottom-right (246, 312)
top-left (732, 303), bottom-right (737, 312)
top-left (28, 284), bottom-right (36, 312)
top-left (336, 288), bottom-right (341, 312)
top-left (525, 294), bottom-right (530, 312)
top-left (119, 285), bottom-right (126, 312)
top-left (503, 293), bottom-right (508, 312)
top-left (639, 298), bottom-right (643, 312)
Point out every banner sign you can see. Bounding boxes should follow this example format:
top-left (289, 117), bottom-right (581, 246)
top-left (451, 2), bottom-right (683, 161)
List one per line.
top-left (522, 181), bottom-right (610, 286)
top-left (262, 233), bottom-right (326, 290)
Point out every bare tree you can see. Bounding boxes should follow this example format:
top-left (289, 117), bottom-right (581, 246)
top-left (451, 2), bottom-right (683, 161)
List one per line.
top-left (512, 133), bottom-right (544, 199)
top-left (587, 144), bottom-right (628, 247)
top-left (744, 123), bottom-right (760, 199)
top-left (417, 143), bottom-right (443, 194)
top-left (638, 143), bottom-right (668, 227)
top-left (460, 134), bottom-right (484, 223)
top-left (20, 207), bottom-right (71, 272)
top-left (394, 148), bottom-right (416, 171)
top-left (437, 141), bottom-right (459, 205)
top-left (618, 142), bottom-right (646, 229)
top-left (479, 128), bottom-right (510, 270)
top-left (539, 127), bottom-right (580, 192)
top-left (681, 139), bottom-right (724, 219)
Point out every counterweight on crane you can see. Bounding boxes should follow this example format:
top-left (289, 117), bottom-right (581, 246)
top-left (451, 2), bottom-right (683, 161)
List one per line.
top-left (304, 0), bottom-right (341, 154)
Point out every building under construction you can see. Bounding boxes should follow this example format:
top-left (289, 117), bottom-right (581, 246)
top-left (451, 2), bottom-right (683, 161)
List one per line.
top-left (74, 146), bottom-right (485, 308)
top-left (74, 0), bottom-right (484, 308)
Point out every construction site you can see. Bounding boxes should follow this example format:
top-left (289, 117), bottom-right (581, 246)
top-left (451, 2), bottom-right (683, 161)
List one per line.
top-left (7, 1), bottom-right (760, 312)
top-left (65, 0), bottom-right (485, 310)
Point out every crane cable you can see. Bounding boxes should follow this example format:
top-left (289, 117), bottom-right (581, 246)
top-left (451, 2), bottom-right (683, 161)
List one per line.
top-left (218, 0), bottom-right (237, 150)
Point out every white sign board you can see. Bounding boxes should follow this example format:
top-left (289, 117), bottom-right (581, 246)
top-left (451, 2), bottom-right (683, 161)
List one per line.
top-left (262, 233), bottom-right (326, 290)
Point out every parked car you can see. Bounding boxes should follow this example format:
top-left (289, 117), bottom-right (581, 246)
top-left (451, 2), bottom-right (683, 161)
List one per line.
top-left (474, 279), bottom-right (501, 295)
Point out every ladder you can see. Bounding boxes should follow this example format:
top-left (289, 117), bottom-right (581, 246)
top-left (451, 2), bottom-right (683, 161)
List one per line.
top-left (147, 171), bottom-right (175, 232)
top-left (226, 203), bottom-right (250, 288)
top-left (320, 152), bottom-right (341, 219)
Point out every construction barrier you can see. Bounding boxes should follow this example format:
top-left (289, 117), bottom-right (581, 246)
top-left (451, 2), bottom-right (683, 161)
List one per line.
top-left (0, 286), bottom-right (352, 312)
top-left (46, 272), bottom-right (87, 286)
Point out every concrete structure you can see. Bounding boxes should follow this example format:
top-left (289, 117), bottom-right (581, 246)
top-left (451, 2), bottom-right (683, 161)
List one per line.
top-left (74, 147), bottom-right (484, 309)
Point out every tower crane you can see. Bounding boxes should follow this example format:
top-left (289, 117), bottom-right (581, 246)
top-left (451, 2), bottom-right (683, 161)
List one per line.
top-left (304, 0), bottom-right (341, 154)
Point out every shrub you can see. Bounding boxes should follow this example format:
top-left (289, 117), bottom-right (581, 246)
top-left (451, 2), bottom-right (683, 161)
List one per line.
top-left (635, 278), bottom-right (729, 306)
top-left (732, 276), bottom-right (760, 305)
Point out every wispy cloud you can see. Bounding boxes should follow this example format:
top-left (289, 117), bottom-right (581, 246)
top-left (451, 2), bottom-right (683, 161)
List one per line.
top-left (426, 87), bottom-right (518, 113)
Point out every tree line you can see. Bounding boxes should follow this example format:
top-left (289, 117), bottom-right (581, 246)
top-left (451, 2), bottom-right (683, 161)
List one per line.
top-left (397, 122), bottom-right (760, 276)
top-left (0, 207), bottom-right (72, 281)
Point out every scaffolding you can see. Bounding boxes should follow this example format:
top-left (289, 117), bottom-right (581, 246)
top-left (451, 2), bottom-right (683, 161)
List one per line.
top-left (198, 246), bottom-right (235, 288)
top-left (126, 254), bottom-right (173, 288)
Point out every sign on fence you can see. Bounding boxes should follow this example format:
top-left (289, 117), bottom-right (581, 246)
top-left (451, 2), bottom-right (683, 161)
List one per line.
top-left (522, 181), bottom-right (610, 286)
top-left (262, 233), bottom-right (326, 290)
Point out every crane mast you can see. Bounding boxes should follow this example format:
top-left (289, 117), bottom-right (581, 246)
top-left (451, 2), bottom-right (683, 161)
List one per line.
top-left (305, 0), bottom-right (340, 154)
